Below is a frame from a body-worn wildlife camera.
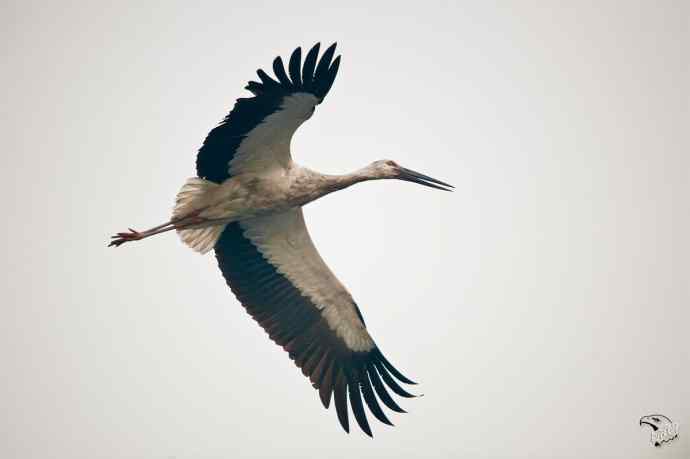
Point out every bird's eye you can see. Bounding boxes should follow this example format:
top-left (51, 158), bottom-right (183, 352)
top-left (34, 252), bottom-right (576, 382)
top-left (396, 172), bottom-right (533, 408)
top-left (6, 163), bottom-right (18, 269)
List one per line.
top-left (652, 417), bottom-right (661, 422)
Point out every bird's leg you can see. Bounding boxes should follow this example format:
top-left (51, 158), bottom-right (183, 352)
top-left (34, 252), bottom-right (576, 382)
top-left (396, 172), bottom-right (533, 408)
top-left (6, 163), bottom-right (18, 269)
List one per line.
top-left (109, 208), bottom-right (208, 247)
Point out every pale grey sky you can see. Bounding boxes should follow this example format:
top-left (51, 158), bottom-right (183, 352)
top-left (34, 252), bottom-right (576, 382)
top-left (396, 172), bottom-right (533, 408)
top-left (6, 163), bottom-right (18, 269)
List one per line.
top-left (2, 1), bottom-right (688, 458)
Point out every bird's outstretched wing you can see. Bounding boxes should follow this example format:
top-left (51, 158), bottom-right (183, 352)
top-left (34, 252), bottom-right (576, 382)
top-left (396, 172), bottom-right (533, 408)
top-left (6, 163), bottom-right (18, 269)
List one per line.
top-left (215, 209), bottom-right (416, 436)
top-left (196, 43), bottom-right (341, 183)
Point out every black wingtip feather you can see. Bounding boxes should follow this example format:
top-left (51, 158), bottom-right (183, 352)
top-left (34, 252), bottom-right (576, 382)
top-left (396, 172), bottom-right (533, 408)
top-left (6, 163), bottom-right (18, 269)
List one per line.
top-left (318, 56), bottom-right (340, 101)
top-left (241, 42), bottom-right (340, 100)
top-left (314, 43), bottom-right (337, 82)
top-left (272, 56), bottom-right (291, 87)
top-left (256, 68), bottom-right (279, 88)
top-left (361, 368), bottom-right (394, 426)
top-left (347, 379), bottom-right (372, 436)
top-left (319, 360), bottom-right (335, 409)
top-left (374, 360), bottom-right (416, 398)
top-left (373, 348), bottom-right (417, 385)
top-left (288, 47), bottom-right (302, 87)
top-left (302, 43), bottom-right (320, 88)
top-left (368, 362), bottom-right (407, 413)
top-left (333, 369), bottom-right (350, 433)
top-left (245, 81), bottom-right (263, 95)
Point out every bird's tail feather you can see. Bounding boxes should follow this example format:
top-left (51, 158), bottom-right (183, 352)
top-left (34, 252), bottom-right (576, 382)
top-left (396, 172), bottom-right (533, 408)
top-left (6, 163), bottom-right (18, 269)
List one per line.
top-left (173, 177), bottom-right (226, 254)
top-left (173, 177), bottom-right (218, 218)
top-left (178, 224), bottom-right (226, 254)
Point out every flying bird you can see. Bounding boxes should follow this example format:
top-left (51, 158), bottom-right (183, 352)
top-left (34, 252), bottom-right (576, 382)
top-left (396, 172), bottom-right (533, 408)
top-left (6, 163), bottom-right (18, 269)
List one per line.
top-left (110, 43), bottom-right (452, 436)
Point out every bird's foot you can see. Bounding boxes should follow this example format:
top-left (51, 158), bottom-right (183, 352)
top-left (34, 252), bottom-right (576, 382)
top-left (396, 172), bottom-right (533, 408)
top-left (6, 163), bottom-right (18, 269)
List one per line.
top-left (109, 228), bottom-right (144, 247)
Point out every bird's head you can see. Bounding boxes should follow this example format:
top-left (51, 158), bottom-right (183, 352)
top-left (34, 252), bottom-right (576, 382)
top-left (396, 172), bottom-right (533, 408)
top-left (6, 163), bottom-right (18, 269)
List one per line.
top-left (367, 160), bottom-right (454, 191)
top-left (640, 415), bottom-right (672, 431)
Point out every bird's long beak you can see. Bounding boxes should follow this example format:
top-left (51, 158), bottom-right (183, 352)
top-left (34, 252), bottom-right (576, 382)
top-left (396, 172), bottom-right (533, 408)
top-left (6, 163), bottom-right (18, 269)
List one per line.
top-left (398, 167), bottom-right (454, 191)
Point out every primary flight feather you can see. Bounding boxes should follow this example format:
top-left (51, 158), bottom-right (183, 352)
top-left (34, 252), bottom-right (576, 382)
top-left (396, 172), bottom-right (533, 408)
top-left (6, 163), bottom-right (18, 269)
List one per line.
top-left (110, 43), bottom-right (453, 436)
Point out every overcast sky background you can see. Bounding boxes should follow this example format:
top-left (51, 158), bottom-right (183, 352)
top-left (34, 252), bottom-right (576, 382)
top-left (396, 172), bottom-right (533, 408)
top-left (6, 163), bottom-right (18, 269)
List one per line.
top-left (2, 1), bottom-right (688, 458)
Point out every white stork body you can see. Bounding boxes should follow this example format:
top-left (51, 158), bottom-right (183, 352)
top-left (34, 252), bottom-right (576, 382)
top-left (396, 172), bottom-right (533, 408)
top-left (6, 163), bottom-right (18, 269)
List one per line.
top-left (110, 43), bottom-right (452, 436)
top-left (172, 163), bottom-right (373, 253)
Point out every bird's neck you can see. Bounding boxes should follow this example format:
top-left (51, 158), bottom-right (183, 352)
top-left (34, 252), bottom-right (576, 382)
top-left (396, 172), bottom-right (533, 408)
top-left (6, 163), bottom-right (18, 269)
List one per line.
top-left (326, 169), bottom-right (372, 191)
top-left (296, 167), bottom-right (374, 205)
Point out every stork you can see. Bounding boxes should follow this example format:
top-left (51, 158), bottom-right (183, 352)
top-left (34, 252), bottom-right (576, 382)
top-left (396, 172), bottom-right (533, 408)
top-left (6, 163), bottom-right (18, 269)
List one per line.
top-left (110, 43), bottom-right (453, 436)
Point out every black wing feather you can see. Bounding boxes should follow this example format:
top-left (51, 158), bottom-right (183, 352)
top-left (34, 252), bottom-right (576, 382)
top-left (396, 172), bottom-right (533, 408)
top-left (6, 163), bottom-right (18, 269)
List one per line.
top-left (272, 56), bottom-right (292, 87)
top-left (302, 43), bottom-right (320, 89)
top-left (314, 42), bottom-right (337, 82)
top-left (374, 347), bottom-right (417, 385)
top-left (360, 370), bottom-right (393, 426)
top-left (196, 43), bottom-right (341, 184)
top-left (288, 47), bottom-right (302, 87)
top-left (319, 56), bottom-right (341, 104)
top-left (333, 368), bottom-right (349, 433)
top-left (368, 362), bottom-right (407, 413)
top-left (347, 366), bottom-right (372, 436)
top-left (256, 68), bottom-right (280, 89)
top-left (373, 360), bottom-right (415, 398)
top-left (214, 223), bottom-right (417, 435)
